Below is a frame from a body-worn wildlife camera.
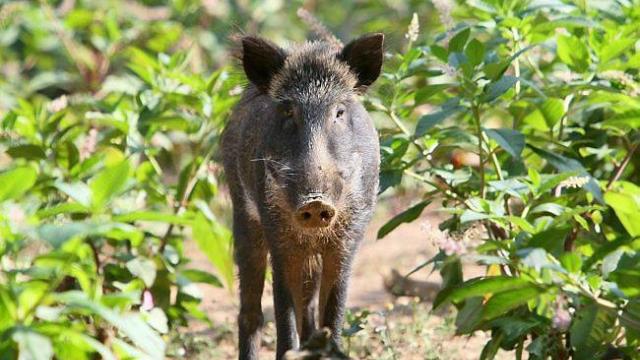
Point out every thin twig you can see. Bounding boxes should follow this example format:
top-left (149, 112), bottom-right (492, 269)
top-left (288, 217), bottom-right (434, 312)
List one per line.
top-left (606, 142), bottom-right (638, 190)
top-left (472, 104), bottom-right (486, 198)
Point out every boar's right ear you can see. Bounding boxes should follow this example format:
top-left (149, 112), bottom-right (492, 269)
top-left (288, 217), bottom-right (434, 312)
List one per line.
top-left (241, 36), bottom-right (287, 92)
top-left (339, 33), bottom-right (384, 89)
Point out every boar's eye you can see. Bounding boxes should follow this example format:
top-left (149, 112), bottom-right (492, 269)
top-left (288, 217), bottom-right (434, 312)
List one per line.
top-left (279, 101), bottom-right (294, 118)
top-left (335, 105), bottom-right (346, 120)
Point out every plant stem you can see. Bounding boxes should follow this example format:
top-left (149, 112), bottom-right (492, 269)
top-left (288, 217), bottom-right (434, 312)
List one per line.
top-left (472, 103), bottom-right (486, 198)
top-left (606, 142), bottom-right (638, 190)
top-left (159, 146), bottom-right (215, 252)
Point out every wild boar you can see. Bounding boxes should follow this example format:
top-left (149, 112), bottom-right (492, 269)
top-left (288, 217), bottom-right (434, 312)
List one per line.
top-left (221, 31), bottom-right (383, 359)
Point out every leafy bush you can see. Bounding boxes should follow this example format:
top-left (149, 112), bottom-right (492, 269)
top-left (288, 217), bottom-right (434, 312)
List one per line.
top-left (2, 0), bottom-right (640, 359)
top-left (0, 2), bottom-right (242, 358)
top-left (373, 1), bottom-right (640, 359)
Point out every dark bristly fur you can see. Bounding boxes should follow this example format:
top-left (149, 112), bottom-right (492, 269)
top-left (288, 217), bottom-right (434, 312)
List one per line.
top-left (221, 25), bottom-right (383, 360)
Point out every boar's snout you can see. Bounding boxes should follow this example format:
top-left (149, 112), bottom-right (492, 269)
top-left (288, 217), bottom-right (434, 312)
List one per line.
top-left (295, 195), bottom-right (336, 228)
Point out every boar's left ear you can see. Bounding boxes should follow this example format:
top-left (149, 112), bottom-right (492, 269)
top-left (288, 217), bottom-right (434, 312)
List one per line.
top-left (339, 33), bottom-right (384, 89)
top-left (241, 36), bottom-right (287, 92)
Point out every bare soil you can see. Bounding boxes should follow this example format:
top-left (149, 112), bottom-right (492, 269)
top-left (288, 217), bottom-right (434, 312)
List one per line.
top-left (177, 200), bottom-right (513, 359)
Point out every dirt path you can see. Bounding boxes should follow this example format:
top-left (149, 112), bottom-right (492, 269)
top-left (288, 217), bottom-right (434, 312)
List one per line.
top-left (179, 201), bottom-right (510, 359)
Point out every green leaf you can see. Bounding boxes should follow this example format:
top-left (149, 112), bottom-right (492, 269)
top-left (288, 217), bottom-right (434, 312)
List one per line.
top-left (602, 109), bottom-right (640, 130)
top-left (556, 34), bottom-right (590, 73)
top-left (377, 200), bottom-right (431, 239)
top-left (415, 106), bottom-right (462, 138)
top-left (126, 258), bottom-right (157, 288)
top-left (465, 38), bottom-right (485, 66)
top-left (484, 128), bottom-right (525, 159)
top-left (560, 252), bottom-right (582, 273)
top-left (481, 285), bottom-right (541, 321)
top-left (443, 276), bottom-right (533, 305)
top-left (90, 160), bottom-right (131, 209)
top-left (12, 328), bottom-right (53, 360)
top-left (6, 144), bottom-right (46, 160)
top-left (539, 98), bottom-right (564, 129)
top-left (0, 167), bottom-right (38, 202)
top-left (482, 76), bottom-right (517, 102)
top-left (414, 84), bottom-right (451, 104)
top-left (192, 212), bottom-right (234, 289)
top-left (598, 38), bottom-right (635, 64)
top-left (570, 303), bottom-right (616, 360)
top-left (609, 269), bottom-right (640, 297)
top-left (528, 145), bottom-right (603, 203)
top-left (54, 182), bottom-right (92, 208)
top-left (55, 291), bottom-right (165, 359)
top-left (36, 203), bottom-right (90, 218)
top-left (448, 28), bottom-right (470, 53)
top-left (604, 181), bottom-right (640, 237)
top-left (178, 269), bottom-right (222, 287)
top-left (113, 211), bottom-right (193, 225)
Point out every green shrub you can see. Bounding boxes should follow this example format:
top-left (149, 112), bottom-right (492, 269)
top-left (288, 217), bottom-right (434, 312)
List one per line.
top-left (2, 1), bottom-right (640, 359)
top-left (373, 1), bottom-right (640, 359)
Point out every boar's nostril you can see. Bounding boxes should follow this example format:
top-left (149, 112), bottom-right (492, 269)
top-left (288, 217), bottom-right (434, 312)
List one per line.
top-left (296, 200), bottom-right (336, 228)
top-left (320, 210), bottom-right (331, 221)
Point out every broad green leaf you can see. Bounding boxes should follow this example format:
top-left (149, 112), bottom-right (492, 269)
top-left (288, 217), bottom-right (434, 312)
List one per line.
top-left (113, 211), bottom-right (193, 225)
top-left (484, 128), bottom-right (525, 159)
top-left (539, 98), bottom-right (564, 129)
top-left (560, 253), bottom-right (582, 273)
top-left (482, 76), bottom-right (517, 102)
top-left (526, 226), bottom-right (572, 257)
top-left (145, 308), bottom-right (168, 334)
top-left (415, 106), bottom-right (462, 138)
top-left (6, 144), bottom-right (46, 160)
top-left (192, 212), bottom-right (234, 289)
top-left (609, 269), bottom-right (640, 297)
top-left (377, 200), bottom-right (431, 239)
top-left (90, 160), bottom-right (131, 209)
top-left (556, 34), bottom-right (590, 72)
top-left (481, 285), bottom-right (541, 321)
top-left (529, 145), bottom-right (603, 203)
top-left (54, 182), bottom-right (92, 208)
top-left (126, 258), bottom-right (157, 288)
top-left (455, 297), bottom-right (483, 334)
top-left (55, 291), bottom-right (165, 359)
top-left (448, 28), bottom-right (470, 53)
top-left (602, 110), bottom-right (640, 130)
top-left (414, 84), bottom-right (451, 104)
top-left (179, 269), bottom-right (223, 287)
top-left (598, 38), bottom-right (635, 64)
top-left (605, 181), bottom-right (640, 237)
top-left (36, 203), bottom-right (89, 218)
top-left (465, 38), bottom-right (485, 66)
top-left (435, 276), bottom-right (533, 309)
top-left (12, 328), bottom-right (53, 360)
top-left (570, 303), bottom-right (616, 360)
top-left (0, 167), bottom-right (38, 202)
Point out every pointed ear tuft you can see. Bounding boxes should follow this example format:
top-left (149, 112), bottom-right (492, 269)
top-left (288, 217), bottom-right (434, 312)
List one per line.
top-left (339, 33), bottom-right (384, 89)
top-left (241, 36), bottom-right (286, 92)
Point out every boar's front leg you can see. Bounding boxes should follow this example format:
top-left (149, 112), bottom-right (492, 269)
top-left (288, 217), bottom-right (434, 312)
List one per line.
top-left (318, 245), bottom-right (357, 347)
top-left (270, 250), bottom-right (299, 359)
top-left (234, 211), bottom-right (267, 360)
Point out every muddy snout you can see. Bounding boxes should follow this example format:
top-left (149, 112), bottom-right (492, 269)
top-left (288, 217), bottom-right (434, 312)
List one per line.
top-left (295, 197), bottom-right (336, 228)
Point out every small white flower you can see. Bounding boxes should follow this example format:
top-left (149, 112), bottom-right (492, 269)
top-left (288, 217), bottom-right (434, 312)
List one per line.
top-left (405, 13), bottom-right (420, 43)
top-left (433, 0), bottom-right (454, 30)
top-left (47, 95), bottom-right (68, 113)
top-left (555, 176), bottom-right (589, 196)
